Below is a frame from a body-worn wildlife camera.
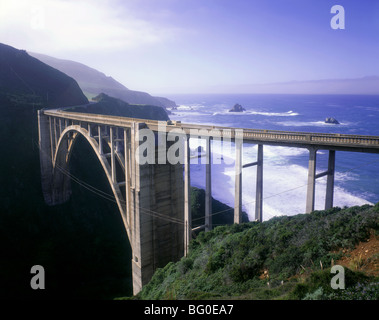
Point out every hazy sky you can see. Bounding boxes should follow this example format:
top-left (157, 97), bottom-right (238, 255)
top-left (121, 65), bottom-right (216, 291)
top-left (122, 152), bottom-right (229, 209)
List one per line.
top-left (1, 0), bottom-right (379, 94)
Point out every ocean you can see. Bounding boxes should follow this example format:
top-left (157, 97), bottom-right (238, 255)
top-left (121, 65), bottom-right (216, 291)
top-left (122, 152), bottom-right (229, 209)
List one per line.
top-left (165, 94), bottom-right (379, 221)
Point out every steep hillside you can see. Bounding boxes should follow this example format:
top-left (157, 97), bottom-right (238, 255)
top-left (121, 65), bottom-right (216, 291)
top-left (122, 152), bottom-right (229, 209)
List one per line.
top-left (0, 43), bottom-right (88, 108)
top-left (29, 52), bottom-right (177, 109)
top-left (66, 93), bottom-right (170, 121)
top-left (130, 204), bottom-right (379, 300)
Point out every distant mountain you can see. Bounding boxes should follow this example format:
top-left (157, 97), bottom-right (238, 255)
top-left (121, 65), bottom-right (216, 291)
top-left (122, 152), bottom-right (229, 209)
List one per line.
top-left (203, 76), bottom-right (379, 95)
top-left (29, 52), bottom-right (177, 109)
top-left (0, 43), bottom-right (88, 108)
top-left (67, 93), bottom-right (170, 121)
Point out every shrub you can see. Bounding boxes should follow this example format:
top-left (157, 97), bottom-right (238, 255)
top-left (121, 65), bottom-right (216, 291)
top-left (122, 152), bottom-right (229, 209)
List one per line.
top-left (134, 204), bottom-right (379, 300)
top-left (330, 281), bottom-right (379, 300)
top-left (291, 268), bottom-right (371, 300)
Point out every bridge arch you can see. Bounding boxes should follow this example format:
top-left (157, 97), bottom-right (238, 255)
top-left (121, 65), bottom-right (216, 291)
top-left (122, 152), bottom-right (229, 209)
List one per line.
top-left (38, 110), bottom-right (185, 294)
top-left (52, 124), bottom-right (131, 240)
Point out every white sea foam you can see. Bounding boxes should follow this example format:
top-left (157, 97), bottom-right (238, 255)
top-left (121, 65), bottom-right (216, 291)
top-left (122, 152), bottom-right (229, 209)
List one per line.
top-left (276, 120), bottom-right (351, 127)
top-left (213, 109), bottom-right (299, 117)
top-left (171, 111), bottom-right (211, 117)
top-left (249, 110), bottom-right (299, 117)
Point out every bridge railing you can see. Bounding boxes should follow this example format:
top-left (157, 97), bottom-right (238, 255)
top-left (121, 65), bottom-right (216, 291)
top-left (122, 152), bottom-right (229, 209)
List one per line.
top-left (239, 130), bottom-right (379, 146)
top-left (44, 109), bottom-right (379, 148)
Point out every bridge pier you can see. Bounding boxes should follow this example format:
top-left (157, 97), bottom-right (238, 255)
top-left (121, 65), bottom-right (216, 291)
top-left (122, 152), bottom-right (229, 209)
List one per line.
top-left (235, 143), bottom-right (264, 223)
top-left (306, 147), bottom-right (317, 213)
top-left (184, 135), bottom-right (191, 257)
top-left (306, 148), bottom-right (336, 213)
top-left (129, 123), bottom-right (185, 294)
top-left (205, 137), bottom-right (212, 231)
top-left (38, 111), bottom-right (72, 205)
top-left (234, 139), bottom-right (243, 223)
top-left (255, 144), bottom-right (263, 222)
top-left (325, 150), bottom-right (336, 210)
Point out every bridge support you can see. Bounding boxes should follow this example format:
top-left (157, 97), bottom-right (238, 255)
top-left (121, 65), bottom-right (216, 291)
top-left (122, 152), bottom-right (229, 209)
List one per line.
top-left (184, 135), bottom-right (191, 257)
top-left (235, 143), bottom-right (264, 223)
top-left (325, 150), bottom-right (336, 210)
top-left (38, 110), bottom-right (72, 205)
top-left (123, 123), bottom-right (185, 294)
top-left (255, 144), bottom-right (263, 222)
top-left (306, 148), bottom-right (336, 213)
top-left (205, 137), bottom-right (212, 231)
top-left (38, 113), bottom-right (184, 296)
top-left (234, 139), bottom-right (243, 223)
top-left (306, 147), bottom-right (317, 213)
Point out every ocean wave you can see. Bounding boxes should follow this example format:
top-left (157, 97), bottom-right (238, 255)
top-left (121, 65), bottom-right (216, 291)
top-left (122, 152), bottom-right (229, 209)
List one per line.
top-left (213, 110), bottom-right (299, 117)
top-left (276, 120), bottom-right (351, 127)
top-left (250, 110), bottom-right (299, 117)
top-left (171, 111), bottom-right (210, 117)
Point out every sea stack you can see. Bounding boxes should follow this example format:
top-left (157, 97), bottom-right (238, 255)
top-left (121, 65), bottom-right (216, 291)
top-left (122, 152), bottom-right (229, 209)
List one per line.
top-left (229, 103), bottom-right (246, 112)
top-left (325, 117), bottom-right (340, 124)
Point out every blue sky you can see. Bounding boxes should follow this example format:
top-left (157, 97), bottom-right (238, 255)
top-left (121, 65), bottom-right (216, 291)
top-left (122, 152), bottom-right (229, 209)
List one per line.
top-left (1, 0), bottom-right (378, 93)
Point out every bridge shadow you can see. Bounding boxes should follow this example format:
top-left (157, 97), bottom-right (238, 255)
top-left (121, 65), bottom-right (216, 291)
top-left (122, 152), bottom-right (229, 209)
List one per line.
top-left (59, 136), bottom-right (132, 298)
top-left (44, 134), bottom-right (133, 299)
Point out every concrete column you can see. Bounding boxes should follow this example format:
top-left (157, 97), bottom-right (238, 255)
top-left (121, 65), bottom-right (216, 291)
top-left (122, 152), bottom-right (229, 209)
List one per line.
top-left (130, 122), bottom-right (184, 294)
top-left (306, 147), bottom-right (317, 213)
top-left (88, 123), bottom-right (92, 137)
top-left (53, 117), bottom-right (58, 149)
top-left (184, 135), bottom-right (191, 256)
top-left (110, 127), bottom-right (116, 183)
top-left (49, 117), bottom-right (54, 161)
top-left (131, 122), bottom-right (144, 294)
top-left (38, 111), bottom-right (71, 206)
top-left (59, 119), bottom-right (62, 136)
top-left (124, 128), bottom-right (131, 225)
top-left (205, 137), bottom-right (212, 231)
top-left (38, 111), bottom-right (54, 205)
top-left (325, 150), bottom-right (336, 210)
top-left (98, 125), bottom-right (103, 154)
top-left (234, 139), bottom-right (242, 224)
top-left (255, 144), bottom-right (263, 222)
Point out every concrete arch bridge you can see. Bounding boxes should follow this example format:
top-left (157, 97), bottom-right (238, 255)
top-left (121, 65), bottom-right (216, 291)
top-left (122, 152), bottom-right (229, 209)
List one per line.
top-left (38, 109), bottom-right (379, 294)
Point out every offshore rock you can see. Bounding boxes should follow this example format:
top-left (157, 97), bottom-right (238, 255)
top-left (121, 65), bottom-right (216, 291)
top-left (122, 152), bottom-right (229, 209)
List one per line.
top-left (325, 117), bottom-right (340, 124)
top-left (229, 103), bottom-right (246, 112)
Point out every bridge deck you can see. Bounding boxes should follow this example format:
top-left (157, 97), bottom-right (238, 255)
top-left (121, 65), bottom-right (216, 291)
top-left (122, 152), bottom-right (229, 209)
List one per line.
top-left (43, 109), bottom-right (379, 153)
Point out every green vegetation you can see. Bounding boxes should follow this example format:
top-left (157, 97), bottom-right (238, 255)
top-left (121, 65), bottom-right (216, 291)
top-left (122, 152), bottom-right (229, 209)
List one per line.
top-left (131, 204), bottom-right (378, 300)
top-left (190, 187), bottom-right (249, 230)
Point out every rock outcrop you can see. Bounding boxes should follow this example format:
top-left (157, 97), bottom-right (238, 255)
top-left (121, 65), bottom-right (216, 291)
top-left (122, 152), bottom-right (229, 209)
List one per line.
top-left (229, 103), bottom-right (246, 112)
top-left (325, 117), bottom-right (340, 124)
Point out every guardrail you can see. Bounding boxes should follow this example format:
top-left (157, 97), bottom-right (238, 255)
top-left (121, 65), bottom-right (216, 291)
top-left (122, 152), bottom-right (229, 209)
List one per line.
top-left (43, 109), bottom-right (379, 149)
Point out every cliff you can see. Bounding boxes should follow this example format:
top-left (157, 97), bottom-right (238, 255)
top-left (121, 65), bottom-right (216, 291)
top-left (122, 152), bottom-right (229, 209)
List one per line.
top-left (29, 52), bottom-right (177, 110)
top-left (0, 43), bottom-right (88, 108)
